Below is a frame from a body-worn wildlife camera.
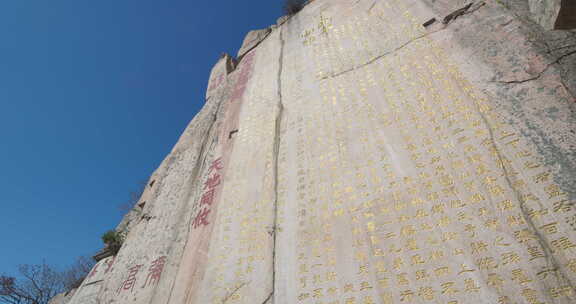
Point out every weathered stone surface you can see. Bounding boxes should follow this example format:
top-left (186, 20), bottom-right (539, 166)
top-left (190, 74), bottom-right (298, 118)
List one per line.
top-left (236, 28), bottom-right (271, 58)
top-left (58, 0), bottom-right (576, 303)
top-left (529, 0), bottom-right (576, 29)
top-left (67, 257), bottom-right (114, 304)
top-left (206, 53), bottom-right (236, 100)
top-left (48, 289), bottom-right (76, 304)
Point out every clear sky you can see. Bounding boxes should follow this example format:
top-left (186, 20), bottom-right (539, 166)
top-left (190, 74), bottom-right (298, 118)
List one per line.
top-left (0, 0), bottom-right (283, 275)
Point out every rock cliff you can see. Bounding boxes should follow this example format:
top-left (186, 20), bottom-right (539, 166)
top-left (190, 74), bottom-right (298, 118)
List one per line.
top-left (58, 0), bottom-right (576, 303)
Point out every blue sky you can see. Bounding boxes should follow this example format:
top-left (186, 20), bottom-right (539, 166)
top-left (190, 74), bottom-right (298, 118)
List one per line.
top-left (0, 1), bottom-right (283, 275)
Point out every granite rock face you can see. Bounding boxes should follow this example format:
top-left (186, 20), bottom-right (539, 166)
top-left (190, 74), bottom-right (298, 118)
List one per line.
top-left (529, 0), bottom-right (576, 30)
top-left (237, 28), bottom-right (272, 58)
top-left (61, 0), bottom-right (576, 303)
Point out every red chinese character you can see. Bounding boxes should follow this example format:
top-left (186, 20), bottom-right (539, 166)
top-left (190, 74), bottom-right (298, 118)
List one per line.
top-left (208, 157), bottom-right (223, 173)
top-left (204, 173), bottom-right (221, 190)
top-left (118, 264), bottom-right (143, 293)
top-left (142, 256), bottom-right (167, 289)
top-left (104, 257), bottom-right (115, 274)
top-left (200, 188), bottom-right (216, 206)
top-left (192, 208), bottom-right (211, 229)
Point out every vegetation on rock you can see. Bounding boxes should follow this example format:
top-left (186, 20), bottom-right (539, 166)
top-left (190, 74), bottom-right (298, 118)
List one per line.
top-left (283, 0), bottom-right (306, 16)
top-left (101, 230), bottom-right (123, 255)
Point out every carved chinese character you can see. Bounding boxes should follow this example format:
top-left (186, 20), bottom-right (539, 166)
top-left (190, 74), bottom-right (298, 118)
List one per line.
top-left (400, 290), bottom-right (414, 302)
top-left (551, 237), bottom-right (576, 252)
top-left (514, 229), bottom-right (537, 243)
top-left (470, 241), bottom-right (488, 254)
top-left (501, 252), bottom-right (520, 265)
top-left (397, 273), bottom-right (409, 285)
top-left (118, 264), bottom-right (143, 293)
top-left (405, 238), bottom-right (419, 251)
top-left (104, 257), bottom-right (115, 273)
top-left (507, 215), bottom-right (526, 227)
top-left (359, 281), bottom-right (372, 291)
top-left (325, 271), bottom-right (336, 281)
top-left (312, 288), bottom-right (323, 298)
top-left (464, 278), bottom-right (480, 293)
top-left (458, 264), bottom-right (476, 275)
top-left (521, 288), bottom-right (544, 304)
top-left (435, 266), bottom-right (450, 277)
top-left (487, 273), bottom-right (504, 291)
top-left (527, 246), bottom-right (546, 261)
top-left (200, 188), bottom-right (216, 206)
top-left (511, 269), bottom-right (532, 285)
top-left (566, 259), bottom-right (576, 273)
top-left (192, 208), bottom-right (211, 229)
top-left (498, 200), bottom-right (513, 211)
top-left (537, 267), bottom-right (558, 280)
top-left (545, 184), bottom-right (564, 199)
top-left (464, 224), bottom-right (477, 238)
top-left (540, 222), bottom-right (558, 235)
top-left (553, 200), bottom-right (571, 213)
top-left (142, 256), bottom-right (167, 288)
top-left (204, 173), bottom-right (221, 190)
top-left (476, 257), bottom-right (498, 270)
top-left (362, 295), bottom-right (375, 304)
top-left (415, 269), bottom-right (429, 280)
top-left (411, 254), bottom-right (425, 265)
top-left (208, 157), bottom-right (223, 173)
top-left (548, 286), bottom-right (573, 298)
top-left (441, 282), bottom-right (458, 295)
top-left (494, 236), bottom-right (511, 247)
top-left (343, 283), bottom-right (354, 293)
top-left (378, 278), bottom-right (389, 288)
top-left (418, 286), bottom-right (435, 300)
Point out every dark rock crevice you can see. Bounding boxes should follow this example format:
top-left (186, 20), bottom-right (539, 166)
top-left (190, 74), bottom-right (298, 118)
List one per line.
top-left (267, 25), bottom-right (286, 304)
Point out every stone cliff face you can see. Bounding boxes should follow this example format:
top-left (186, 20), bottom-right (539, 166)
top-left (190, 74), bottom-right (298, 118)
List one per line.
top-left (61, 0), bottom-right (576, 303)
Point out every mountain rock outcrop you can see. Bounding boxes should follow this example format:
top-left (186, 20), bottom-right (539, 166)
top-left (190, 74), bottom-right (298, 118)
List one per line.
top-left (58, 0), bottom-right (576, 303)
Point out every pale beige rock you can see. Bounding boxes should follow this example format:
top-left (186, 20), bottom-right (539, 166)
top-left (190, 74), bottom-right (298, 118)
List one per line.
top-left (237, 28), bottom-right (271, 58)
top-left (67, 256), bottom-right (114, 304)
top-left (206, 54), bottom-right (236, 100)
top-left (57, 0), bottom-right (576, 303)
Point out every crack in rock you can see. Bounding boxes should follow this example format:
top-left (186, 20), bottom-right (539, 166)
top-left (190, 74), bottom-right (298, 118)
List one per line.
top-left (261, 291), bottom-right (273, 304)
top-left (264, 24), bottom-right (286, 304)
top-left (493, 50), bottom-right (576, 86)
top-left (443, 2), bottom-right (486, 25)
top-left (320, 29), bottom-right (444, 80)
top-left (221, 282), bottom-right (247, 304)
top-left (321, 2), bottom-right (489, 81)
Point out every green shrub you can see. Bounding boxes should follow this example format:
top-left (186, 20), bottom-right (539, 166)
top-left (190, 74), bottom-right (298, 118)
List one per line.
top-left (101, 230), bottom-right (123, 255)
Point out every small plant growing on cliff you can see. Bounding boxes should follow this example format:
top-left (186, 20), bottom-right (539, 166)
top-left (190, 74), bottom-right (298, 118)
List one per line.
top-left (283, 0), bottom-right (306, 15)
top-left (101, 230), bottom-right (123, 255)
